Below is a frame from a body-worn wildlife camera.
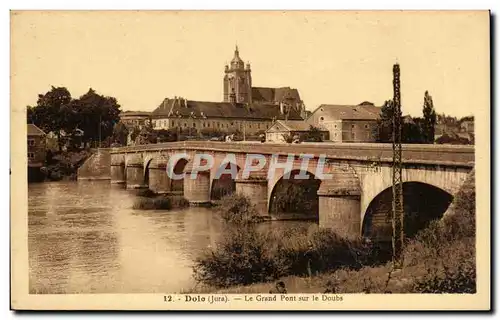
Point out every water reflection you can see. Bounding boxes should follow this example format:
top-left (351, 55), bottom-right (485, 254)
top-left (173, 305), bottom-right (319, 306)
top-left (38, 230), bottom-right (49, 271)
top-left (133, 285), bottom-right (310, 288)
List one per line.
top-left (28, 181), bottom-right (314, 294)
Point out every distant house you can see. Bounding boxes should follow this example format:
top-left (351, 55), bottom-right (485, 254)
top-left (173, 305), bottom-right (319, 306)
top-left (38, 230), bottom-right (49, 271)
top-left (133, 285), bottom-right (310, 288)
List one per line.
top-left (307, 102), bottom-right (380, 142)
top-left (150, 96), bottom-right (302, 135)
top-left (265, 120), bottom-right (328, 143)
top-left (27, 124), bottom-right (47, 182)
top-left (27, 124), bottom-right (47, 167)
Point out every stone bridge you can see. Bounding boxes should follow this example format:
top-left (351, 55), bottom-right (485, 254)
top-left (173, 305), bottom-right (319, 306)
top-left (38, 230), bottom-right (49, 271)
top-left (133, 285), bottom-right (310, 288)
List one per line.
top-left (108, 141), bottom-right (474, 241)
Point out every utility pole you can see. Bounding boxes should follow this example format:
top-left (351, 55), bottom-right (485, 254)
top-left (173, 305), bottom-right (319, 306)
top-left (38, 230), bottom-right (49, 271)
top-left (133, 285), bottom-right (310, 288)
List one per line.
top-left (391, 63), bottom-right (404, 269)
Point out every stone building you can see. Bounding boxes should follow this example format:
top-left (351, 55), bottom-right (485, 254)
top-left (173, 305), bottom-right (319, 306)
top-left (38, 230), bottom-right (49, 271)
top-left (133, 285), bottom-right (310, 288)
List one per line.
top-left (151, 46), bottom-right (305, 135)
top-left (265, 120), bottom-right (329, 143)
top-left (27, 124), bottom-right (46, 166)
top-left (307, 102), bottom-right (381, 142)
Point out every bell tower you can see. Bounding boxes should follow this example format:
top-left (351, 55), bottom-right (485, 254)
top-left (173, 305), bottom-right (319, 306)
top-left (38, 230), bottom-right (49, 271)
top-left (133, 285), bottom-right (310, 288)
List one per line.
top-left (223, 45), bottom-right (252, 103)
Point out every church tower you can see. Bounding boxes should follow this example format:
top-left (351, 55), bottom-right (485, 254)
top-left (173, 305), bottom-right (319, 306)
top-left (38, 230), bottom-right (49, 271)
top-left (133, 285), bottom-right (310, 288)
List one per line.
top-left (223, 45), bottom-right (252, 103)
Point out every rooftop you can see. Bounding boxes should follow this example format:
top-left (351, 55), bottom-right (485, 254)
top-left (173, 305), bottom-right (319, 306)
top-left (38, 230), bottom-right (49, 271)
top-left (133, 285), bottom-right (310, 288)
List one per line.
top-left (251, 87), bottom-right (301, 104)
top-left (269, 120), bottom-right (318, 132)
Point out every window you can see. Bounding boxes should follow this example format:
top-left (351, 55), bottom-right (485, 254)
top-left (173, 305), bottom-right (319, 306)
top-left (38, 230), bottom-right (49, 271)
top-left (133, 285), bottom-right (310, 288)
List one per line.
top-left (27, 139), bottom-right (35, 146)
top-left (320, 117), bottom-right (324, 121)
top-left (193, 122), bottom-right (196, 128)
top-left (230, 122), bottom-right (234, 126)
top-left (351, 124), bottom-right (356, 129)
top-left (352, 132), bottom-right (356, 140)
top-left (258, 123), bottom-right (261, 129)
top-left (365, 124), bottom-right (369, 129)
top-left (172, 120), bottom-right (176, 127)
top-left (207, 122), bottom-right (210, 128)
top-left (28, 152), bottom-right (34, 159)
top-left (203, 122), bottom-right (206, 128)
top-left (184, 123), bottom-right (187, 127)
top-left (334, 124), bottom-right (337, 129)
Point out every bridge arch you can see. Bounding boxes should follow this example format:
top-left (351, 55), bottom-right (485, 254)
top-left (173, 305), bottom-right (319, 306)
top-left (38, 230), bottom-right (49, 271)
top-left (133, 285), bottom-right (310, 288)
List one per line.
top-left (211, 161), bottom-right (241, 200)
top-left (268, 169), bottom-right (322, 220)
top-left (361, 181), bottom-right (453, 242)
top-left (359, 165), bottom-right (470, 225)
top-left (169, 156), bottom-right (190, 193)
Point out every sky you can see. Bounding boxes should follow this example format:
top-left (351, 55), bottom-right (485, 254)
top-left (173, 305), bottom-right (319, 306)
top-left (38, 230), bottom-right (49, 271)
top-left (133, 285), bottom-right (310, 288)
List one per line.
top-left (11, 11), bottom-right (489, 118)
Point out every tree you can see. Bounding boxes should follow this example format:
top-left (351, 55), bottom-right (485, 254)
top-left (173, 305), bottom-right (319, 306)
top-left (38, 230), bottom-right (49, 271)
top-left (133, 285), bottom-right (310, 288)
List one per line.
top-left (422, 91), bottom-right (437, 143)
top-left (26, 86), bottom-right (76, 150)
top-left (402, 117), bottom-right (425, 144)
top-left (304, 125), bottom-right (324, 142)
top-left (376, 100), bottom-right (394, 143)
top-left (71, 88), bottom-right (122, 145)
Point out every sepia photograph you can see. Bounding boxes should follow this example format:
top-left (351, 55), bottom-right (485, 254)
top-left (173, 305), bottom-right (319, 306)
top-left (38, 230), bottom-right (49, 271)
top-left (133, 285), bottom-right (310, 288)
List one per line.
top-left (10, 10), bottom-right (490, 311)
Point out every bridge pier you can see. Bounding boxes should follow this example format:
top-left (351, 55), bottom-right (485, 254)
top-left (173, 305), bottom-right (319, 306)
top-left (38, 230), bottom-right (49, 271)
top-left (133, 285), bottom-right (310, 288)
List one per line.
top-left (148, 156), bottom-right (170, 194)
top-left (183, 162), bottom-right (211, 205)
top-left (235, 171), bottom-right (268, 215)
top-left (126, 154), bottom-right (147, 189)
top-left (317, 172), bottom-right (361, 240)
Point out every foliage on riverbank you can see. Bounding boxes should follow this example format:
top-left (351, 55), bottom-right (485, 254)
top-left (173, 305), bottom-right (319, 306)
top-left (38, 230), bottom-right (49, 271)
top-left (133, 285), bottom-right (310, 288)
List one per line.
top-left (133, 193), bottom-right (189, 210)
top-left (192, 194), bottom-right (382, 288)
top-left (191, 170), bottom-right (476, 294)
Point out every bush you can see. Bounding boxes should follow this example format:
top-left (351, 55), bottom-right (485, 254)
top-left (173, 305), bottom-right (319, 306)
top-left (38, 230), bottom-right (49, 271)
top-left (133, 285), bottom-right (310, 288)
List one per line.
top-left (193, 195), bottom-right (377, 288)
top-left (133, 194), bottom-right (189, 210)
top-left (271, 180), bottom-right (320, 216)
top-left (169, 195), bottom-right (190, 208)
top-left (136, 189), bottom-right (158, 198)
top-left (411, 236), bottom-right (476, 293)
top-left (193, 228), bottom-right (287, 287)
top-left (193, 225), bottom-right (376, 288)
top-left (216, 194), bottom-right (261, 225)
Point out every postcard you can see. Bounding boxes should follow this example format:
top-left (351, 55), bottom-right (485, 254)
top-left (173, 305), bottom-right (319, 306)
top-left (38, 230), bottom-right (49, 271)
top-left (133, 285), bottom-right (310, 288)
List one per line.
top-left (11, 10), bottom-right (490, 311)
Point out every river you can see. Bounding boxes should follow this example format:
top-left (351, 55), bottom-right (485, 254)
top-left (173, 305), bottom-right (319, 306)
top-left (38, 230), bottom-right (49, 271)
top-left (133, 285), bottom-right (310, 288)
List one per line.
top-left (28, 181), bottom-right (315, 294)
